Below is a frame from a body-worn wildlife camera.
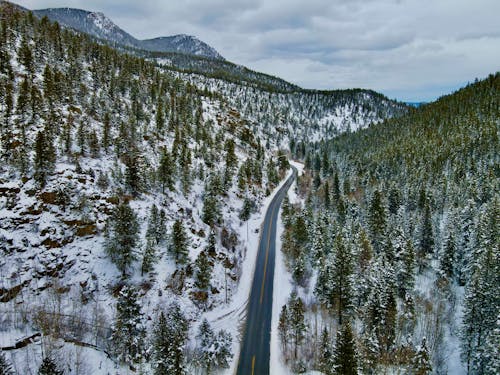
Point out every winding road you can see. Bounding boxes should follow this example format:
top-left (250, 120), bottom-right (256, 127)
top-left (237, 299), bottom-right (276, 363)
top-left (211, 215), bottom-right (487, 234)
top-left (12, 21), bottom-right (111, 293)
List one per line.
top-left (236, 166), bottom-right (297, 375)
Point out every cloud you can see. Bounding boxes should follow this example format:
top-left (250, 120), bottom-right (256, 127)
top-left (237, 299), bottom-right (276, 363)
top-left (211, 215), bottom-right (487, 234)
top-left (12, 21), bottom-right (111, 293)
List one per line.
top-left (13, 0), bottom-right (500, 101)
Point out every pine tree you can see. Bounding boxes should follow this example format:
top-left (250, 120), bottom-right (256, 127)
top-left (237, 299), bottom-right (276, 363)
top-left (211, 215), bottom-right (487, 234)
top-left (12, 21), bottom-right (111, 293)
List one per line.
top-left (440, 231), bottom-right (456, 279)
top-left (278, 305), bottom-right (289, 353)
top-left (105, 201), bottom-right (139, 275)
top-left (146, 204), bottom-right (166, 244)
top-left (483, 315), bottom-right (500, 375)
top-left (38, 356), bottom-right (63, 375)
top-left (195, 319), bottom-right (233, 373)
top-left (316, 233), bottom-right (354, 324)
top-left (102, 112), bottom-right (111, 151)
top-left (413, 337), bottom-right (432, 375)
top-left (239, 196), bottom-right (254, 221)
top-left (34, 130), bottom-right (56, 187)
top-left (111, 286), bottom-right (145, 366)
top-left (152, 303), bottom-right (189, 375)
top-left (332, 322), bottom-right (357, 375)
top-left (125, 147), bottom-right (142, 195)
top-left (289, 292), bottom-right (306, 359)
top-left (368, 190), bottom-right (387, 253)
top-left (397, 239), bottom-right (415, 298)
top-left (318, 327), bottom-right (333, 375)
top-left (202, 191), bottom-right (220, 227)
top-left (158, 148), bottom-right (175, 192)
top-left (196, 318), bottom-right (214, 373)
top-left (141, 236), bottom-right (157, 276)
top-left (194, 250), bottom-right (212, 291)
top-left (419, 202), bottom-right (434, 257)
top-left (461, 234), bottom-right (499, 375)
top-left (170, 219), bottom-right (189, 264)
top-left (0, 351), bottom-right (13, 375)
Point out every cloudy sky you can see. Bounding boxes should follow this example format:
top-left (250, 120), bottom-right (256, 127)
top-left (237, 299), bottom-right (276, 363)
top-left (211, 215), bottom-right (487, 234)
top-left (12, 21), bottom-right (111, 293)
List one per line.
top-left (15, 0), bottom-right (500, 101)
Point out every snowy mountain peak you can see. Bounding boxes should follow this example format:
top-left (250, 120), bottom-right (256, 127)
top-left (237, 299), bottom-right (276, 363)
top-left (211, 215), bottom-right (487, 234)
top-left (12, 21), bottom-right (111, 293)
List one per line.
top-left (142, 34), bottom-right (224, 60)
top-left (30, 5), bottom-right (225, 60)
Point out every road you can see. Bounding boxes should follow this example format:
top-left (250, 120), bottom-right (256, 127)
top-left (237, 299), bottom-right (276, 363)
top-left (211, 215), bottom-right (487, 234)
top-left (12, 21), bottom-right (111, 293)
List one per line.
top-left (236, 166), bottom-right (297, 375)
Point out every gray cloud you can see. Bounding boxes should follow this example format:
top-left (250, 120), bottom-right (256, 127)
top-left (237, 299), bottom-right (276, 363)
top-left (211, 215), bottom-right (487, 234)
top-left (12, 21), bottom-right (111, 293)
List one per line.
top-left (14, 0), bottom-right (500, 101)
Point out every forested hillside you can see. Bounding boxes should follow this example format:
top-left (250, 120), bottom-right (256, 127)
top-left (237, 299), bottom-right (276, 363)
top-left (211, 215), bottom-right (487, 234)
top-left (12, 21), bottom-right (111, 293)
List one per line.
top-left (277, 73), bottom-right (499, 374)
top-left (0, 6), bottom-right (290, 374)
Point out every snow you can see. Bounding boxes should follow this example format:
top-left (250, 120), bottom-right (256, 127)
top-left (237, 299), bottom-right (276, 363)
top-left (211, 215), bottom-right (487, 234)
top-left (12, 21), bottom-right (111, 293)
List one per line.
top-left (270, 161), bottom-right (309, 375)
top-left (205, 167), bottom-right (295, 374)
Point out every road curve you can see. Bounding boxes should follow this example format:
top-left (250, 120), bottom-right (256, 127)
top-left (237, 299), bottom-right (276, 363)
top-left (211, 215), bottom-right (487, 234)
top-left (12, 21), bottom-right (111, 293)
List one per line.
top-left (236, 166), bottom-right (297, 375)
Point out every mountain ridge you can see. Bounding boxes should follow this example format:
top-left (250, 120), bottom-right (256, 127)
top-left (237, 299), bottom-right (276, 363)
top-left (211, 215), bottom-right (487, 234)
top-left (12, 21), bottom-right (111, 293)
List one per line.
top-left (32, 5), bottom-right (225, 60)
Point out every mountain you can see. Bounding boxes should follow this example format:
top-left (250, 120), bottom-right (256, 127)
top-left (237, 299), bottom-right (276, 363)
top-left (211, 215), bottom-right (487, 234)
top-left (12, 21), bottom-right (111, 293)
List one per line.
top-left (33, 7), bottom-right (138, 48)
top-left (142, 34), bottom-right (224, 60)
top-left (33, 6), bottom-right (225, 60)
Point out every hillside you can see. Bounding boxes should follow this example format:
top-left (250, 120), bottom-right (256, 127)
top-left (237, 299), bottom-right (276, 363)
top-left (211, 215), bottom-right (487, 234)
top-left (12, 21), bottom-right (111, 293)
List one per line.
top-left (0, 6), bottom-right (291, 373)
top-left (275, 74), bottom-right (499, 374)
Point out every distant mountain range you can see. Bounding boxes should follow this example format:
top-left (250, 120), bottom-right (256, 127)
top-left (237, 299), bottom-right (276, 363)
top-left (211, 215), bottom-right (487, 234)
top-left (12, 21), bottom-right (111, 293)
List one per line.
top-left (32, 6), bottom-right (224, 60)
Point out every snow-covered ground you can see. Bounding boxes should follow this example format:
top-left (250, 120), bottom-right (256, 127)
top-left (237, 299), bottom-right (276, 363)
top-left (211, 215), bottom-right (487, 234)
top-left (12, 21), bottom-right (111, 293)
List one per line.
top-left (205, 167), bottom-right (295, 375)
top-left (270, 161), bottom-right (307, 375)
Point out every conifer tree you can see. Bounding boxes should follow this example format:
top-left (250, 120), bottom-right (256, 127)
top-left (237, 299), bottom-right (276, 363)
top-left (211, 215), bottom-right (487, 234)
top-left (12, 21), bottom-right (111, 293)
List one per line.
top-left (158, 148), bottom-right (175, 193)
top-left (111, 286), bottom-right (145, 366)
top-left (332, 322), bottom-right (357, 375)
top-left (278, 305), bottom-right (289, 352)
top-left (38, 356), bottom-right (63, 375)
top-left (0, 351), bottom-right (13, 375)
top-left (368, 190), bottom-right (387, 253)
top-left (102, 112), bottom-right (111, 151)
top-left (34, 130), bottom-right (56, 187)
top-left (105, 201), bottom-right (139, 275)
top-left (194, 250), bottom-right (212, 291)
top-left (289, 292), bottom-right (306, 359)
top-left (413, 338), bottom-right (432, 375)
top-left (440, 231), bottom-right (456, 279)
top-left (318, 327), bottom-right (333, 375)
top-left (141, 236), bottom-right (157, 276)
top-left (152, 303), bottom-right (189, 375)
top-left (170, 219), bottom-right (189, 265)
top-left (420, 202), bottom-right (434, 257)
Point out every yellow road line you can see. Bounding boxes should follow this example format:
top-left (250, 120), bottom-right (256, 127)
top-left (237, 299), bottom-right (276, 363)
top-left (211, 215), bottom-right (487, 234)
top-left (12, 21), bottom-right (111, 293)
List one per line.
top-left (260, 201), bottom-right (276, 304)
top-left (251, 355), bottom-right (256, 375)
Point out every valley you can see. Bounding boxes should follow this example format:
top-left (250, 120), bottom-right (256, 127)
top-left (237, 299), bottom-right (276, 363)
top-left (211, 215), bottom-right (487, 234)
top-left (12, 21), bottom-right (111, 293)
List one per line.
top-left (0, 1), bottom-right (498, 375)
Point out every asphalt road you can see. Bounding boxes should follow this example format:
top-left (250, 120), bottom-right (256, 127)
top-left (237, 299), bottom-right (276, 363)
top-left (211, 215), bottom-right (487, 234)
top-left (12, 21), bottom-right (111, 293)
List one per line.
top-left (236, 166), bottom-right (297, 375)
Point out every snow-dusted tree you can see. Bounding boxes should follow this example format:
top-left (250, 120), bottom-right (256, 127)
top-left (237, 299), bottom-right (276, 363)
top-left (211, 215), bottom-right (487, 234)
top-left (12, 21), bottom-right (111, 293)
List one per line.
top-left (456, 200), bottom-right (476, 286)
top-left (195, 319), bottom-right (232, 374)
top-left (152, 302), bottom-right (189, 375)
top-left (141, 236), bottom-right (157, 276)
top-left (194, 250), bottom-right (212, 292)
top-left (34, 130), bottom-right (56, 187)
top-left (368, 190), bottom-right (387, 253)
top-left (278, 305), bottom-right (290, 353)
top-left (318, 327), bottom-right (333, 375)
top-left (396, 239), bottom-right (415, 298)
top-left (419, 202), bottom-right (434, 258)
top-left (239, 196), bottom-right (255, 221)
top-left (158, 148), bottom-right (175, 193)
top-left (413, 337), bottom-right (432, 375)
top-left (111, 286), bottom-right (145, 365)
top-left (483, 315), bottom-right (500, 375)
top-left (316, 233), bottom-right (354, 324)
top-left (146, 204), bottom-right (166, 244)
top-left (0, 351), bottom-right (13, 375)
top-left (170, 219), bottom-right (189, 265)
top-left (332, 322), bottom-right (357, 375)
top-left (105, 201), bottom-right (139, 275)
top-left (38, 356), bottom-right (63, 375)
top-left (461, 241), bottom-right (499, 374)
top-left (289, 292), bottom-right (306, 359)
